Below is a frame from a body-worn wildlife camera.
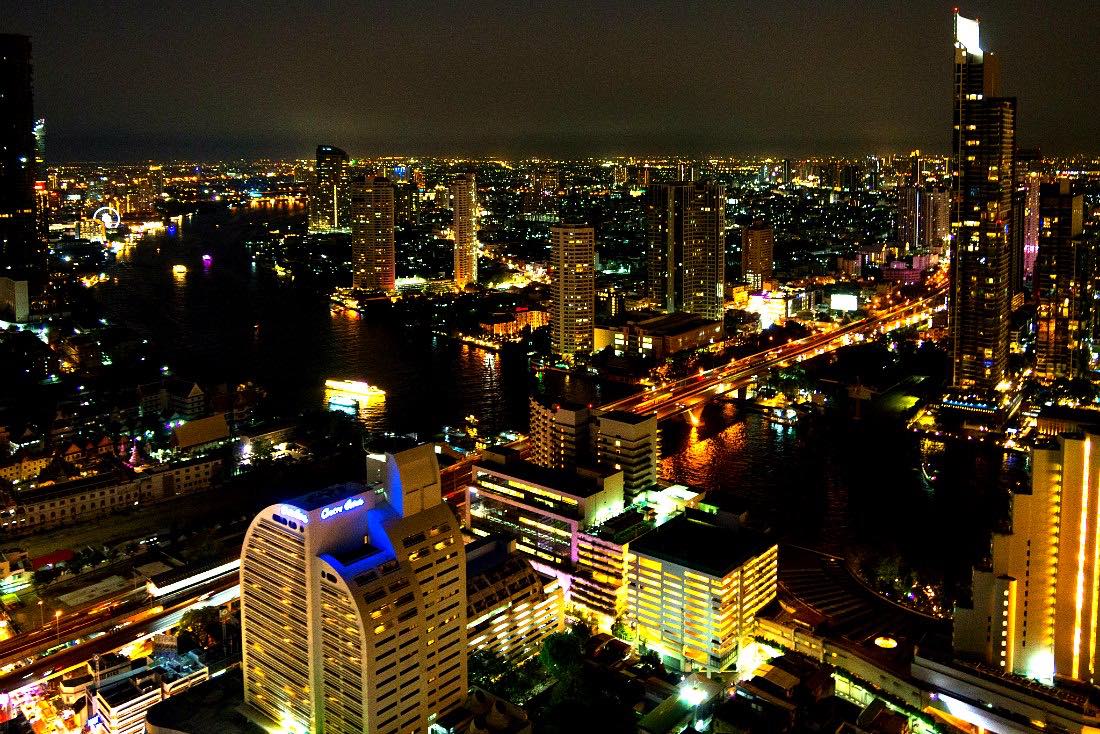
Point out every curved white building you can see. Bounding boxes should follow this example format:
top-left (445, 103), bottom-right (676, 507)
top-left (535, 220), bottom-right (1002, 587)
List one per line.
top-left (241, 445), bottom-right (467, 734)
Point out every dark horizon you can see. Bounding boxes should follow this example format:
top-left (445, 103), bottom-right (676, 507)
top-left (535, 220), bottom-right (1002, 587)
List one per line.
top-left (7, 0), bottom-right (1100, 162)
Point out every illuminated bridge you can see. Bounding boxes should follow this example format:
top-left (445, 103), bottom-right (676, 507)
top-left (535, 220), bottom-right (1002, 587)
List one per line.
top-left (601, 286), bottom-right (948, 422)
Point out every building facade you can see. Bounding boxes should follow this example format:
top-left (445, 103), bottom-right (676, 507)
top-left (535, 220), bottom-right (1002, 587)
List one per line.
top-left (241, 445), bottom-right (467, 734)
top-left (741, 221), bottom-right (774, 290)
top-left (549, 224), bottom-right (595, 359)
top-left (465, 536), bottom-right (564, 666)
top-left (452, 173), bottom-right (478, 289)
top-left (627, 511), bottom-right (778, 672)
top-left (950, 13), bottom-right (1016, 390)
top-left (897, 186), bottom-right (950, 254)
top-left (595, 411), bottom-right (659, 501)
top-left (1034, 181), bottom-right (1086, 382)
top-left (645, 181), bottom-right (726, 320)
top-left (955, 430), bottom-right (1100, 684)
top-left (350, 174), bottom-right (396, 292)
top-left (308, 145), bottom-right (350, 233)
top-left (527, 397), bottom-right (592, 471)
top-left (467, 448), bottom-right (623, 572)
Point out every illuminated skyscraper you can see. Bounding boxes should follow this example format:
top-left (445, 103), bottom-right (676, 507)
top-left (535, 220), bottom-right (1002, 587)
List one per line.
top-left (0, 34), bottom-right (38, 269)
top-left (308, 145), bottom-right (350, 233)
top-left (955, 430), bottom-right (1100, 684)
top-left (1034, 181), bottom-right (1086, 382)
top-left (949, 12), bottom-right (1016, 390)
top-left (549, 224), bottom-right (595, 359)
top-left (645, 180), bottom-right (726, 320)
top-left (897, 186), bottom-right (950, 255)
top-left (350, 174), bottom-right (395, 292)
top-left (241, 446), bottom-right (467, 734)
top-left (451, 173), bottom-right (478, 289)
top-left (32, 118), bottom-right (46, 237)
top-left (741, 220), bottom-right (774, 290)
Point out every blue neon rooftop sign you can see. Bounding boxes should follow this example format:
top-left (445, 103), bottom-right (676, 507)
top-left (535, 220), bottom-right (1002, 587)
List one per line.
top-left (321, 496), bottom-right (366, 520)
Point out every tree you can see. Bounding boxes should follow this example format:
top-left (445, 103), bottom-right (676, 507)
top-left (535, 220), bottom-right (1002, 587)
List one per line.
top-left (540, 631), bottom-right (583, 682)
top-left (610, 617), bottom-right (635, 642)
top-left (177, 605), bottom-right (222, 652)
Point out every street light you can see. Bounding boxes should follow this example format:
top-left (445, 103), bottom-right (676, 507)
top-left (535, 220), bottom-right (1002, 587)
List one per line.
top-left (37, 600), bottom-right (43, 630)
top-left (54, 610), bottom-right (61, 643)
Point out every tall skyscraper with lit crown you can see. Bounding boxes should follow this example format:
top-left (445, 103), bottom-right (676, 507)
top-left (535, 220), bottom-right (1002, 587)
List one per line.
top-left (451, 173), bottom-right (478, 289)
top-left (949, 12), bottom-right (1016, 390)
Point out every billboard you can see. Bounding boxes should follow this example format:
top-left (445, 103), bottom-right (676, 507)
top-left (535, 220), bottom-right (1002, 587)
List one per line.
top-left (830, 293), bottom-right (858, 312)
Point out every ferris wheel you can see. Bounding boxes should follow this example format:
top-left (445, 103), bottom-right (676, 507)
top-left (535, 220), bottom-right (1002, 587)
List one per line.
top-left (93, 206), bottom-right (122, 230)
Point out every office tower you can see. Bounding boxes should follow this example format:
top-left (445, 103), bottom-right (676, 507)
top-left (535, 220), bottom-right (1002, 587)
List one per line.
top-left (782, 159), bottom-right (792, 187)
top-left (950, 12), bottom-right (1016, 390)
top-left (595, 411), bottom-right (659, 501)
top-left (528, 396), bottom-right (592, 471)
top-left (955, 430), bottom-right (1100, 684)
top-left (451, 173), bottom-right (478, 289)
top-left (241, 446), bottom-right (467, 734)
top-left (645, 180), bottom-right (726, 320)
top-left (350, 174), bottom-right (395, 291)
top-left (0, 35), bottom-right (38, 269)
top-left (1011, 148), bottom-right (1042, 289)
top-left (627, 510), bottom-right (777, 672)
top-left (595, 284), bottom-right (625, 319)
top-left (393, 180), bottom-right (420, 230)
top-left (867, 156), bottom-right (881, 191)
top-left (741, 220), bottom-right (774, 290)
top-left (897, 187), bottom-right (950, 253)
top-left (32, 118), bottom-right (46, 237)
top-left (308, 145), bottom-right (350, 233)
top-left (467, 448), bottom-right (624, 573)
top-left (1034, 181), bottom-right (1086, 382)
top-left (909, 151), bottom-right (923, 184)
top-left (549, 224), bottom-right (595, 359)
top-left (464, 536), bottom-right (564, 666)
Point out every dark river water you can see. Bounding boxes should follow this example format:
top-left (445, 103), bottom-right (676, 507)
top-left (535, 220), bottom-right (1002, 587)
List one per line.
top-left (95, 207), bottom-right (1010, 600)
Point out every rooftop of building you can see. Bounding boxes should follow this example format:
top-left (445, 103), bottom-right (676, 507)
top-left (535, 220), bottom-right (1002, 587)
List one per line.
top-left (144, 669), bottom-right (262, 734)
top-left (630, 509), bottom-right (773, 577)
top-left (284, 481), bottom-right (372, 512)
top-left (597, 410), bottom-right (655, 426)
top-left (600, 310), bottom-right (720, 335)
top-left (475, 450), bottom-right (618, 498)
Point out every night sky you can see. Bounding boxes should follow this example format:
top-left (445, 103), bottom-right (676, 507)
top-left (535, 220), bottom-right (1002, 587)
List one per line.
top-left (7, 0), bottom-right (1099, 161)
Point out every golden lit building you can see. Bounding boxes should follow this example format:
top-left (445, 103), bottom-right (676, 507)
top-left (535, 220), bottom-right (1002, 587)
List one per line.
top-left (627, 511), bottom-right (777, 672)
top-left (465, 536), bottom-right (564, 666)
top-left (451, 173), bottom-right (478, 289)
top-left (549, 224), bottom-right (595, 359)
top-left (351, 174), bottom-right (396, 291)
top-left (241, 445), bottom-right (466, 734)
top-left (955, 429), bottom-right (1100, 684)
top-left (741, 221), bottom-right (773, 290)
top-left (527, 396), bottom-right (592, 471)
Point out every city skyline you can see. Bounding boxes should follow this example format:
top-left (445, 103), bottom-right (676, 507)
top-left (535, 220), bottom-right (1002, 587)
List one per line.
top-left (6, 1), bottom-right (1100, 161)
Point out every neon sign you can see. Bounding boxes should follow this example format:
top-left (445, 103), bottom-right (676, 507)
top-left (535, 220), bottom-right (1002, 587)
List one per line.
top-left (321, 497), bottom-right (365, 520)
top-left (280, 505), bottom-right (310, 526)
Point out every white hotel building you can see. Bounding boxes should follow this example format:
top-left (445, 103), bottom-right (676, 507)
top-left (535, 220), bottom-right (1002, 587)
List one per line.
top-left (241, 445), bottom-right (467, 734)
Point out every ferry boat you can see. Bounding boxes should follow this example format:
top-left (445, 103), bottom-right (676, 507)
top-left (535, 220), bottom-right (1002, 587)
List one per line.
top-left (325, 379), bottom-right (386, 399)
